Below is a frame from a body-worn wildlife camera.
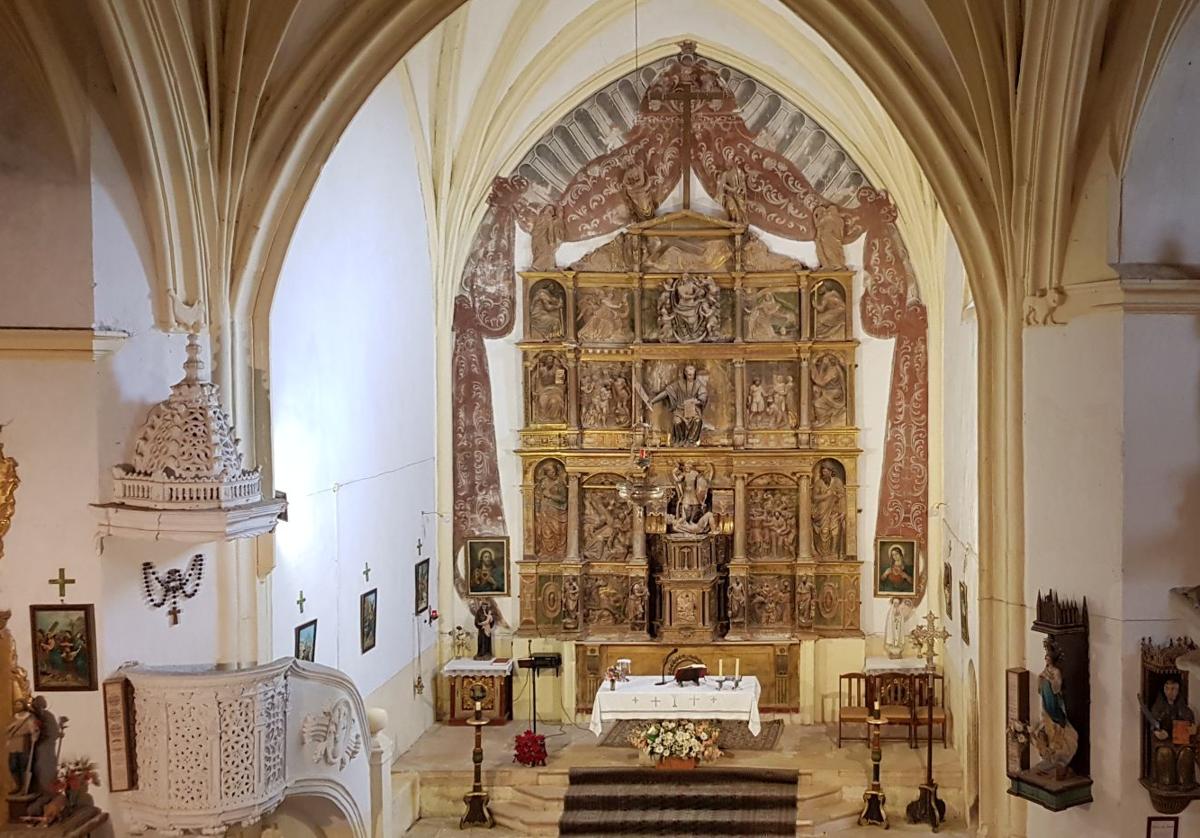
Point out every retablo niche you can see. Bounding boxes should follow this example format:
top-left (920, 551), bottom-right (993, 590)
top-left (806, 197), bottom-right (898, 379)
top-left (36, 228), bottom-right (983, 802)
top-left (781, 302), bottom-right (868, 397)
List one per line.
top-left (1139, 637), bottom-right (1200, 814)
top-left (1007, 590), bottom-right (1093, 811)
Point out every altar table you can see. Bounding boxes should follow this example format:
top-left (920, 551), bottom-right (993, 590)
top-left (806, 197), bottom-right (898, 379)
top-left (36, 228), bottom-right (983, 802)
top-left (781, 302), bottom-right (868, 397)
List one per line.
top-left (863, 656), bottom-right (927, 675)
top-left (588, 675), bottom-right (762, 736)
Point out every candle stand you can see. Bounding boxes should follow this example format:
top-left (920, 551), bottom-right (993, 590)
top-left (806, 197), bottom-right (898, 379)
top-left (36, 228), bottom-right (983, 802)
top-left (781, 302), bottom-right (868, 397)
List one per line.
top-left (461, 684), bottom-right (495, 829)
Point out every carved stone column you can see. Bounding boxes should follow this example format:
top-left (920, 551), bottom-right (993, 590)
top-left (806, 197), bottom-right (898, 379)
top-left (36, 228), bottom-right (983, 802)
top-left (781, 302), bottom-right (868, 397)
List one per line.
top-left (631, 504), bottom-right (648, 563)
top-left (733, 358), bottom-right (746, 447)
top-left (633, 274), bottom-right (644, 341)
top-left (733, 273), bottom-right (746, 342)
top-left (565, 271), bottom-right (578, 342)
top-left (798, 354), bottom-right (811, 447)
top-left (633, 359), bottom-right (646, 427)
top-left (797, 472), bottom-right (813, 561)
top-left (798, 272), bottom-right (810, 339)
top-left (522, 356), bottom-right (535, 428)
top-left (733, 473), bottom-right (748, 561)
top-left (566, 352), bottom-right (580, 431)
top-left (565, 473), bottom-right (581, 562)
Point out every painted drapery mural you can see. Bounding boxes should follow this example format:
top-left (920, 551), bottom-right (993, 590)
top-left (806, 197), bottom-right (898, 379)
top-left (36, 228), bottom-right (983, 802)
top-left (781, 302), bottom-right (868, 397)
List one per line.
top-left (451, 43), bottom-right (928, 590)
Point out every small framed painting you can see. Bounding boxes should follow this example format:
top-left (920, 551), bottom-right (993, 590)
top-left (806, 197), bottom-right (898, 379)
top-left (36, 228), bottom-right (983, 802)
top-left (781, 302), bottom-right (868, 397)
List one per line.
top-left (874, 539), bottom-right (917, 597)
top-left (360, 589), bottom-right (378, 653)
top-left (466, 537), bottom-right (509, 596)
top-left (295, 619), bottom-right (317, 662)
top-left (943, 561), bottom-right (954, 621)
top-left (959, 582), bottom-right (971, 645)
top-left (1147, 816), bottom-right (1178, 838)
top-left (414, 558), bottom-right (430, 615)
top-left (30, 604), bottom-right (97, 691)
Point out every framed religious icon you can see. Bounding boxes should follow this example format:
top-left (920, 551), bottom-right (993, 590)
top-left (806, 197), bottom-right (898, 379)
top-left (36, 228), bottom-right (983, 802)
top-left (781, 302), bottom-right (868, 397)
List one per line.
top-left (360, 589), bottom-right (377, 653)
top-left (294, 619), bottom-right (317, 661)
top-left (30, 603), bottom-right (97, 691)
top-left (466, 537), bottom-right (509, 596)
top-left (1147, 816), bottom-right (1179, 838)
top-left (414, 558), bottom-right (430, 615)
top-left (874, 538), bottom-right (917, 597)
top-left (943, 561), bottom-right (954, 621)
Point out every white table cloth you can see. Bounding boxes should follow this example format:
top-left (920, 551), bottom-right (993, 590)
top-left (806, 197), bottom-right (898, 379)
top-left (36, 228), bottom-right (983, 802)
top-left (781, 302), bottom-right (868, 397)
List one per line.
top-left (588, 674), bottom-right (762, 736)
top-left (442, 657), bottom-right (514, 676)
top-left (863, 656), bottom-right (927, 675)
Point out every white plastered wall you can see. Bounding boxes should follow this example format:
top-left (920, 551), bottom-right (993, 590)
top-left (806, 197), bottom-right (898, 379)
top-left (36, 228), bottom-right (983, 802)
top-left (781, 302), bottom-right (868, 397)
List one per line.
top-left (268, 67), bottom-right (439, 757)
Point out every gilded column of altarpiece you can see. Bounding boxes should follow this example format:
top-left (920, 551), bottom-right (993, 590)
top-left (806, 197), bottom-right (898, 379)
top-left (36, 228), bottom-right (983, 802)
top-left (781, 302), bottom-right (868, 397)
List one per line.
top-left (517, 211), bottom-right (862, 664)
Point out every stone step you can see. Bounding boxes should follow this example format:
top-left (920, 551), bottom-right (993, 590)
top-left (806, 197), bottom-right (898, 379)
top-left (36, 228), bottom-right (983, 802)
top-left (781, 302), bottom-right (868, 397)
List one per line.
top-left (491, 799), bottom-right (561, 836)
top-left (797, 784), bottom-right (843, 805)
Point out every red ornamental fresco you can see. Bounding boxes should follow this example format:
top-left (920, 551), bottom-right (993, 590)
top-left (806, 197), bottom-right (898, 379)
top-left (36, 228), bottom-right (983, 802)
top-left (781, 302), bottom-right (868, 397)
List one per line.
top-left (452, 45), bottom-right (929, 562)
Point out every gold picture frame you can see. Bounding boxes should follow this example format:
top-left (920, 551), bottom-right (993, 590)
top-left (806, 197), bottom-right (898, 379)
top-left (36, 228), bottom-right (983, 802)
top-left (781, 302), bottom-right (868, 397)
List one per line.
top-left (465, 537), bottom-right (509, 596)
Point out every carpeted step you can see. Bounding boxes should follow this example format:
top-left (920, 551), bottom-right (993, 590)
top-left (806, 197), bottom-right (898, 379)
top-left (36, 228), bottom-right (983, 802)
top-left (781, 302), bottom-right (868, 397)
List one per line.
top-left (560, 766), bottom-right (799, 836)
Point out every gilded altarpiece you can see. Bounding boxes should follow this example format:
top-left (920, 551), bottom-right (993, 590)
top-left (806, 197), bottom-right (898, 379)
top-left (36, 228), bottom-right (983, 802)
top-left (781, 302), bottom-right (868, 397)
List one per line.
top-left (516, 211), bottom-right (862, 711)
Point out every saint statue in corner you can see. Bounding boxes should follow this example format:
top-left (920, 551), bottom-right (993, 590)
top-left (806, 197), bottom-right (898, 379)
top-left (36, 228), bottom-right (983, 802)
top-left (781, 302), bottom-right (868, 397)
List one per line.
top-left (650, 364), bottom-right (709, 446)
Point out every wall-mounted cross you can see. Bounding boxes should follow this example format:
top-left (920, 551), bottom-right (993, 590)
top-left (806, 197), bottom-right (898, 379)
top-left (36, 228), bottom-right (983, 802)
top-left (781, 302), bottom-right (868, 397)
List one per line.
top-left (296, 590), bottom-right (307, 613)
top-left (416, 538), bottom-right (423, 556)
top-left (362, 563), bottom-right (371, 582)
top-left (48, 568), bottom-right (75, 600)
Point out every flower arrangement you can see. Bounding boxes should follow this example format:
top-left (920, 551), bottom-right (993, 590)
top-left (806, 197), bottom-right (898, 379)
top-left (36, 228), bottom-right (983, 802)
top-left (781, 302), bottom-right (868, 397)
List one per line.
top-left (53, 758), bottom-right (101, 808)
top-left (605, 665), bottom-right (621, 689)
top-left (1006, 719), bottom-right (1030, 746)
top-left (629, 719), bottom-right (721, 764)
top-left (513, 730), bottom-right (547, 766)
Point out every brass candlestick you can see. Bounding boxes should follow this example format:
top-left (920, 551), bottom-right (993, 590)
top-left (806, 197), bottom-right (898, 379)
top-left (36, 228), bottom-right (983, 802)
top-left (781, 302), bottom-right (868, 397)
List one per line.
top-left (906, 670), bottom-right (947, 830)
top-left (859, 702), bottom-right (888, 828)
top-left (460, 684), bottom-right (494, 828)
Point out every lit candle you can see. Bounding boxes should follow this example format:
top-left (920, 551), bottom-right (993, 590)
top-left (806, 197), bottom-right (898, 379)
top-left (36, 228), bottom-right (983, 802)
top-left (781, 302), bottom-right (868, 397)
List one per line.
top-left (874, 698), bottom-right (880, 712)
top-left (735, 658), bottom-right (740, 679)
top-left (475, 700), bottom-right (482, 712)
top-left (718, 659), bottom-right (724, 677)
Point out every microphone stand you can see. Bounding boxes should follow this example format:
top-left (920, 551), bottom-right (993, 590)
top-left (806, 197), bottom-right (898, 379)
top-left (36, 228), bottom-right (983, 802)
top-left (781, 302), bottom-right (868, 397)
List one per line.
top-left (654, 648), bottom-right (680, 685)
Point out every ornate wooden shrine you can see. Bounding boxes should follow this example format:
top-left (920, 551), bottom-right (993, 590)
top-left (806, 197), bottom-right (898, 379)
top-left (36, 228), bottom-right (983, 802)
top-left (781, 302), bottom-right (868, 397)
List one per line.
top-left (515, 206), bottom-right (863, 709)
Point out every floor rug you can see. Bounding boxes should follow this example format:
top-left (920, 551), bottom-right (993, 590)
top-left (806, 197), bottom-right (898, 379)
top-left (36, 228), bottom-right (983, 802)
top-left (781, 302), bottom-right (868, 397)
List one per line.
top-left (559, 766), bottom-right (797, 836)
top-left (598, 718), bottom-right (784, 751)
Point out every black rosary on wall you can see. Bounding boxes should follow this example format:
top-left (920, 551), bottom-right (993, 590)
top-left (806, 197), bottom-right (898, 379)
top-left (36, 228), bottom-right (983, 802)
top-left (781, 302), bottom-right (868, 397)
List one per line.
top-left (142, 554), bottom-right (205, 625)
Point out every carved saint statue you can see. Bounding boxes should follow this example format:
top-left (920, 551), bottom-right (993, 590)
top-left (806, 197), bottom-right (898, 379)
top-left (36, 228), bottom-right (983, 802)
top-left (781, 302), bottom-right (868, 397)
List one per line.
top-left (716, 163), bottom-right (748, 223)
top-left (796, 576), bottom-right (815, 627)
top-left (812, 460), bottom-right (847, 560)
top-left (1147, 676), bottom-right (1197, 789)
top-left (533, 460), bottom-right (568, 558)
top-left (657, 273), bottom-right (721, 343)
top-left (582, 493), bottom-right (632, 562)
top-left (671, 462), bottom-right (711, 524)
top-left (530, 355), bottom-right (567, 425)
top-left (1031, 644), bottom-right (1080, 778)
top-left (812, 280), bottom-right (847, 340)
top-left (728, 576), bottom-right (747, 622)
top-left (630, 578), bottom-right (649, 628)
top-left (562, 575), bottom-right (580, 628)
top-left (581, 366), bottom-right (632, 428)
top-left (814, 203), bottom-right (846, 270)
top-left (527, 281), bottom-right (565, 340)
top-left (622, 161), bottom-right (658, 221)
top-left (811, 353), bottom-right (847, 427)
top-left (473, 601), bottom-right (495, 661)
top-left (744, 288), bottom-right (795, 341)
top-left (650, 364), bottom-right (709, 446)
top-left (529, 204), bottom-right (565, 271)
top-left (577, 288), bottom-right (632, 343)
top-left (6, 695), bottom-right (61, 800)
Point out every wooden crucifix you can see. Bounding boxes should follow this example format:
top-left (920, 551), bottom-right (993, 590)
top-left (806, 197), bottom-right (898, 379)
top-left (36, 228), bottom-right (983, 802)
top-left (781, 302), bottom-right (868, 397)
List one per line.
top-left (661, 81), bottom-right (724, 209)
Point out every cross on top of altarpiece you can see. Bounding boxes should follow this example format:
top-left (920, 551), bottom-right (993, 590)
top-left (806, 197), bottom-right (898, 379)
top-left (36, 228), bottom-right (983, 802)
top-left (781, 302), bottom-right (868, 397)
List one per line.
top-left (909, 611), bottom-right (951, 670)
top-left (657, 43), bottom-right (724, 210)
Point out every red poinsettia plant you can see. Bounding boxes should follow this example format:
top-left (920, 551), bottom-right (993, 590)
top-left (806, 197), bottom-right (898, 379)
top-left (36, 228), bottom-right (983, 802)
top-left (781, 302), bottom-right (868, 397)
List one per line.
top-left (53, 757), bottom-right (101, 805)
top-left (513, 729), bottom-right (547, 767)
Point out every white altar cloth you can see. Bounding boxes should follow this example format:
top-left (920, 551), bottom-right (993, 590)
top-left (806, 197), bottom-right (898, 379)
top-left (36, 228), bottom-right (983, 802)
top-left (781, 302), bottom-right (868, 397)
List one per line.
top-left (588, 675), bottom-right (762, 736)
top-left (863, 656), bottom-right (927, 675)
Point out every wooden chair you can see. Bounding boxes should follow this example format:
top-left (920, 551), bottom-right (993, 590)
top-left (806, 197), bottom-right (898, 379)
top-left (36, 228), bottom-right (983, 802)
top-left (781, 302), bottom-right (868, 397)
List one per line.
top-left (874, 672), bottom-right (917, 747)
top-left (914, 672), bottom-right (948, 747)
top-left (837, 672), bottom-right (869, 747)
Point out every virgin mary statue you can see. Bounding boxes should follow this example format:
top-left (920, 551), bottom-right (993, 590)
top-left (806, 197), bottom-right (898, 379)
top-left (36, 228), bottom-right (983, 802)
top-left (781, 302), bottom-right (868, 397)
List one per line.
top-left (1031, 643), bottom-right (1079, 777)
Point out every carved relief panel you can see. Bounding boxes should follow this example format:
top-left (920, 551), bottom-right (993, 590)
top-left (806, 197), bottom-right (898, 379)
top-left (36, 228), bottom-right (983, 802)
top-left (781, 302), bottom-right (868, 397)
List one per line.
top-left (580, 362), bottom-right (633, 429)
top-left (644, 359), bottom-right (735, 443)
top-left (810, 350), bottom-right (850, 428)
top-left (582, 573), bottom-right (631, 627)
top-left (528, 352), bottom-right (569, 426)
top-left (743, 287), bottom-right (800, 341)
top-left (811, 458), bottom-right (848, 561)
top-left (746, 474), bottom-right (798, 560)
top-left (581, 474), bottom-right (632, 563)
top-left (810, 278), bottom-right (849, 341)
top-left (532, 459), bottom-right (568, 559)
top-left (745, 361), bottom-right (799, 430)
top-left (642, 274), bottom-right (734, 343)
top-left (527, 279), bottom-right (567, 341)
top-left (576, 287), bottom-right (634, 343)
top-left (748, 575), bottom-right (793, 628)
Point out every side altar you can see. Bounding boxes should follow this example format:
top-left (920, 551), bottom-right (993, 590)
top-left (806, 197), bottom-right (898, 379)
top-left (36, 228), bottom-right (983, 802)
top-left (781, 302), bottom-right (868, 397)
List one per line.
top-left (514, 206), bottom-right (864, 714)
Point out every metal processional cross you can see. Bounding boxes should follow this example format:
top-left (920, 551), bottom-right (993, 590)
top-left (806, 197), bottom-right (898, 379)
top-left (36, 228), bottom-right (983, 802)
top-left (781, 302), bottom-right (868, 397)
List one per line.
top-left (909, 611), bottom-right (951, 669)
top-left (662, 78), bottom-right (723, 209)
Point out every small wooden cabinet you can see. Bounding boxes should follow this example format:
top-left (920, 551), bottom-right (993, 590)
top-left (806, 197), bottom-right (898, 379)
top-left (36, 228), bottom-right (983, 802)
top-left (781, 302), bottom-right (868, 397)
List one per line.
top-left (444, 658), bottom-right (513, 725)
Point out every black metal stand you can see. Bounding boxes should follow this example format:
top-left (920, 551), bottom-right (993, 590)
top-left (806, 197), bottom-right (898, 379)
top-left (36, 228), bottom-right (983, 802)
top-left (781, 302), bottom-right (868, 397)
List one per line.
top-left (907, 671), bottom-right (947, 830)
top-left (460, 686), bottom-right (494, 829)
top-left (860, 705), bottom-right (889, 828)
